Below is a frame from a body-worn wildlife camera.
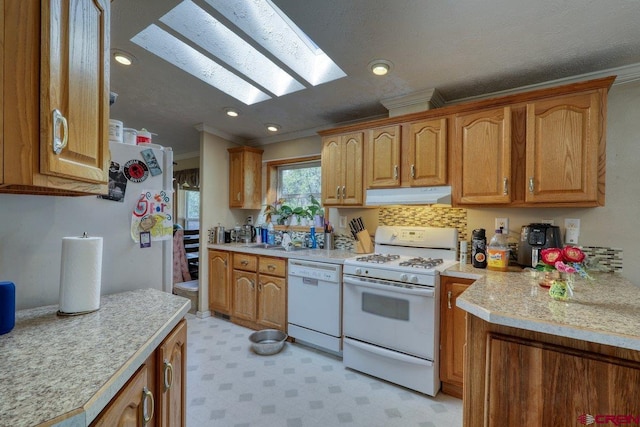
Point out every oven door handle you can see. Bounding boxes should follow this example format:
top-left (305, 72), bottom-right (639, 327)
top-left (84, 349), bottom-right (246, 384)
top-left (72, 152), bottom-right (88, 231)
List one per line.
top-left (344, 337), bottom-right (433, 366)
top-left (343, 276), bottom-right (435, 298)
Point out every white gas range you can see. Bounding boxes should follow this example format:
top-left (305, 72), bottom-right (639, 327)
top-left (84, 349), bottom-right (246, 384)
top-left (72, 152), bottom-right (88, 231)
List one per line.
top-left (342, 225), bottom-right (459, 396)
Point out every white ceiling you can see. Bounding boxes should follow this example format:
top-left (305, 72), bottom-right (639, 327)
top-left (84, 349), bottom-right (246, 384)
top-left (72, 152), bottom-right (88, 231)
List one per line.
top-left (109, 0), bottom-right (640, 157)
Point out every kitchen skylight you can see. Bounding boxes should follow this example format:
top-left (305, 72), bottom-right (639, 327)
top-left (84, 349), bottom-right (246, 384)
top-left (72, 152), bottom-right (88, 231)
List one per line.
top-left (131, 0), bottom-right (345, 105)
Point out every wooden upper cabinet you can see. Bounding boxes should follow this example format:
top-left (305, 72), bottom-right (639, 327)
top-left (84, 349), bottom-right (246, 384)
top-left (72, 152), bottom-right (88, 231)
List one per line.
top-left (367, 125), bottom-right (401, 188)
top-left (406, 117), bottom-right (447, 186)
top-left (525, 92), bottom-right (602, 204)
top-left (2, 0), bottom-right (110, 195)
top-left (366, 120), bottom-right (447, 189)
top-left (321, 132), bottom-right (363, 206)
top-left (228, 146), bottom-right (263, 209)
top-left (453, 107), bottom-right (512, 204)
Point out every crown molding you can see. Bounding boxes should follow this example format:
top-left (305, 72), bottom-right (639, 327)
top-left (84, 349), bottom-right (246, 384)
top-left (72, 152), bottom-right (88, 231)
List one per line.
top-left (194, 123), bottom-right (245, 144)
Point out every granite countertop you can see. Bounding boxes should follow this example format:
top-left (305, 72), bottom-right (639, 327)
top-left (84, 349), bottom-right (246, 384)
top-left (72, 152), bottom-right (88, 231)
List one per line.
top-left (208, 242), bottom-right (356, 264)
top-left (0, 288), bottom-right (190, 427)
top-left (447, 264), bottom-right (640, 351)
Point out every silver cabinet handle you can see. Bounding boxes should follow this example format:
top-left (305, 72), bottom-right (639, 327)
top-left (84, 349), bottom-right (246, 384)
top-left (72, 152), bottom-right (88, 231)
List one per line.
top-left (142, 386), bottom-right (155, 425)
top-left (394, 165), bottom-right (399, 180)
top-left (52, 109), bottom-right (68, 155)
top-left (447, 291), bottom-right (452, 309)
top-left (342, 186), bottom-right (346, 199)
top-left (503, 177), bottom-right (508, 195)
top-left (528, 177), bottom-right (535, 194)
top-left (336, 186), bottom-right (340, 199)
top-left (241, 260), bottom-right (249, 266)
top-left (267, 264), bottom-right (276, 270)
top-left (163, 359), bottom-right (174, 391)
top-left (237, 191), bottom-right (241, 201)
top-left (411, 164), bottom-right (416, 178)
top-left (258, 282), bottom-right (263, 291)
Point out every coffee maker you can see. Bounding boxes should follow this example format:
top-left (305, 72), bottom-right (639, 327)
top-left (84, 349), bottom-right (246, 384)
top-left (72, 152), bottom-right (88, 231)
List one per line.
top-left (517, 223), bottom-right (563, 267)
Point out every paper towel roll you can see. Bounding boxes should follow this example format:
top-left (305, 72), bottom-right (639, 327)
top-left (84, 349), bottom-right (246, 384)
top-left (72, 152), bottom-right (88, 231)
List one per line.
top-left (58, 235), bottom-right (103, 314)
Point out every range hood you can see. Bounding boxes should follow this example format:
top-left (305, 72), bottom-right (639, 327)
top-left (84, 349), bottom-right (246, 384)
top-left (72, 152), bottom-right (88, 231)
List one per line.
top-left (365, 186), bottom-right (452, 206)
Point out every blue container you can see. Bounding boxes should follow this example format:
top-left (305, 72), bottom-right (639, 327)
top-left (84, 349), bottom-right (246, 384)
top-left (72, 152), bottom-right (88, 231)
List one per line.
top-left (0, 281), bottom-right (16, 335)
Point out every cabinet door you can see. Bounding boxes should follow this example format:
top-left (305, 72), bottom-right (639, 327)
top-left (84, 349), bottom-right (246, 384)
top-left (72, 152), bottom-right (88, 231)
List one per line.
top-left (256, 275), bottom-right (286, 330)
top-left (209, 250), bottom-right (231, 314)
top-left (321, 136), bottom-right (343, 205)
top-left (228, 150), bottom-right (244, 207)
top-left (232, 270), bottom-right (257, 322)
top-left (485, 334), bottom-right (640, 427)
top-left (157, 319), bottom-right (187, 427)
top-left (367, 125), bottom-right (400, 188)
top-left (454, 107), bottom-right (512, 204)
top-left (341, 132), bottom-right (364, 205)
top-left (40, 0), bottom-right (110, 184)
top-left (439, 277), bottom-right (473, 398)
top-left (525, 92), bottom-right (601, 204)
top-left (91, 364), bottom-right (154, 427)
top-left (408, 118), bottom-right (447, 186)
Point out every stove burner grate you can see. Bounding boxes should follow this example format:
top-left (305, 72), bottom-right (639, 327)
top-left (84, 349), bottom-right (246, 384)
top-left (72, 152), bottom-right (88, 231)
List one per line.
top-left (355, 254), bottom-right (401, 264)
top-left (398, 257), bottom-right (444, 269)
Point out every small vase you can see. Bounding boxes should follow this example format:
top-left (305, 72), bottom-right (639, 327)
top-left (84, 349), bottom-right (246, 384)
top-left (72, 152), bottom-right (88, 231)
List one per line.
top-left (549, 274), bottom-right (574, 301)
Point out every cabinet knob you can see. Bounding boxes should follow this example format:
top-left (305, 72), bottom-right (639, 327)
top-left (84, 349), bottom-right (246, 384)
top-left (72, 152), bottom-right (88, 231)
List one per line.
top-left (51, 109), bottom-right (68, 155)
top-left (447, 290), bottom-right (452, 309)
top-left (142, 386), bottom-right (155, 425)
top-left (394, 165), bottom-right (399, 180)
top-left (411, 164), bottom-right (416, 178)
top-left (528, 177), bottom-right (535, 194)
top-left (503, 177), bottom-right (508, 195)
top-left (163, 359), bottom-right (174, 391)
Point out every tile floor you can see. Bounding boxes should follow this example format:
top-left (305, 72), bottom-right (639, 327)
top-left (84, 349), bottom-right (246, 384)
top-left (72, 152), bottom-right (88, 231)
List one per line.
top-left (185, 314), bottom-right (463, 427)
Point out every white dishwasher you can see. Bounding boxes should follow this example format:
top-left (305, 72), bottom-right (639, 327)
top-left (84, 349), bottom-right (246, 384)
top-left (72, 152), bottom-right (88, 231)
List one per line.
top-left (287, 259), bottom-right (342, 355)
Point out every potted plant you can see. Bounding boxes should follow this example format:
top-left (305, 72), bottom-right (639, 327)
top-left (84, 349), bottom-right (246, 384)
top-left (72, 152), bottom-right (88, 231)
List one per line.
top-left (263, 198), bottom-right (292, 225)
top-left (306, 195), bottom-right (323, 227)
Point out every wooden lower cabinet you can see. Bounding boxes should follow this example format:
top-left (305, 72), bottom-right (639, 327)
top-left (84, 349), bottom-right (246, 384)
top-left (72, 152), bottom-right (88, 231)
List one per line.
top-left (208, 250), bottom-right (231, 315)
top-left (464, 315), bottom-right (640, 427)
top-left (231, 254), bottom-right (287, 331)
top-left (91, 364), bottom-right (154, 427)
top-left (91, 319), bottom-right (186, 427)
top-left (439, 276), bottom-right (474, 398)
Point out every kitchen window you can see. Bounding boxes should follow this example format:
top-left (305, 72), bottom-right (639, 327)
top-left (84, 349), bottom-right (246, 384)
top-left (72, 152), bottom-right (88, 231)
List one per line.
top-left (184, 190), bottom-right (200, 230)
top-left (266, 155), bottom-right (322, 209)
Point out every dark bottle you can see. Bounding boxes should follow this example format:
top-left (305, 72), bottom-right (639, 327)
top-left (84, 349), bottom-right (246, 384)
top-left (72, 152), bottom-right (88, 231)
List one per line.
top-left (472, 228), bottom-right (487, 268)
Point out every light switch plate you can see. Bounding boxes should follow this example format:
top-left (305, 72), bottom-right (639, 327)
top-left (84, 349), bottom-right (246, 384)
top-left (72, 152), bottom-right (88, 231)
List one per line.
top-left (564, 218), bottom-right (581, 244)
top-left (339, 216), bottom-right (347, 228)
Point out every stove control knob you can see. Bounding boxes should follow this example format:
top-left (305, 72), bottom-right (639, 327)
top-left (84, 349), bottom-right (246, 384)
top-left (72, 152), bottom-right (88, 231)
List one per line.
top-left (355, 268), bottom-right (362, 275)
top-left (400, 273), bottom-right (408, 282)
top-left (409, 275), bottom-right (419, 283)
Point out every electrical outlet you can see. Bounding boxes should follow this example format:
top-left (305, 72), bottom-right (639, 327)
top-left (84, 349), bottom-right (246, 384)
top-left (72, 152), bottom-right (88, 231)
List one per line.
top-left (495, 217), bottom-right (509, 232)
top-left (339, 216), bottom-right (347, 228)
top-left (564, 218), bottom-right (581, 244)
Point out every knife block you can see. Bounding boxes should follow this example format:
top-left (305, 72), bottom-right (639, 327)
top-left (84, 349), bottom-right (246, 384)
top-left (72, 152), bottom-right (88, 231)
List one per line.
top-left (355, 230), bottom-right (374, 254)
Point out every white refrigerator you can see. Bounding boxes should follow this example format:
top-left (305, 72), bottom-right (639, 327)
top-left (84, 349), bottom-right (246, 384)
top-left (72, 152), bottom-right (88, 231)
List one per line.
top-left (0, 141), bottom-right (174, 310)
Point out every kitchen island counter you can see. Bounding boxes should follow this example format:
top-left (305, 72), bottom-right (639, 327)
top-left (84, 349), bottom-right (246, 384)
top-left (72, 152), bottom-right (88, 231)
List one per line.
top-left (0, 288), bottom-right (190, 427)
top-left (445, 264), bottom-right (640, 351)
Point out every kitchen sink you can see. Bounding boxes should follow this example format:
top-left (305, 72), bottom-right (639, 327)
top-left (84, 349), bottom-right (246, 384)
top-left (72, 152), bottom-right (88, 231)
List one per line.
top-left (247, 243), bottom-right (307, 252)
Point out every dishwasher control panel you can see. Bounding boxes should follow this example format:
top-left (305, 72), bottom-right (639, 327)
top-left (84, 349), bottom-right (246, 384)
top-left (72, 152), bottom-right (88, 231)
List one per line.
top-left (288, 260), bottom-right (341, 282)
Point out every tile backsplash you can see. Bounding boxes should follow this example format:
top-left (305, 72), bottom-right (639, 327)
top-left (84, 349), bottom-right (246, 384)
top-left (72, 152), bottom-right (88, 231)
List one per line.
top-left (378, 206), bottom-right (469, 240)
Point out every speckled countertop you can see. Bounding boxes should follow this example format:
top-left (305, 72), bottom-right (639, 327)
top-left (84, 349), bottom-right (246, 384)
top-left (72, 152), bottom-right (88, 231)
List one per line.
top-left (208, 242), bottom-right (356, 264)
top-left (446, 264), bottom-right (640, 351)
top-left (0, 288), bottom-right (190, 427)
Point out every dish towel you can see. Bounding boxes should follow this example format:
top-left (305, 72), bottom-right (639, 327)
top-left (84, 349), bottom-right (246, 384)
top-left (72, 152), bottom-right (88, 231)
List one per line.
top-left (173, 229), bottom-right (192, 284)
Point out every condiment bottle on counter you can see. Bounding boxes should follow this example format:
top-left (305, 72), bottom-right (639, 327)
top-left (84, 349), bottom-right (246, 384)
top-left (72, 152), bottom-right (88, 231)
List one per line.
top-left (267, 222), bottom-right (275, 245)
top-left (487, 228), bottom-right (510, 271)
top-left (471, 228), bottom-right (487, 268)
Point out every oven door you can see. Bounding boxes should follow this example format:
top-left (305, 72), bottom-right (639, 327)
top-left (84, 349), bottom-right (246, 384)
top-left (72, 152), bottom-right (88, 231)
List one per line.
top-left (343, 275), bottom-right (439, 360)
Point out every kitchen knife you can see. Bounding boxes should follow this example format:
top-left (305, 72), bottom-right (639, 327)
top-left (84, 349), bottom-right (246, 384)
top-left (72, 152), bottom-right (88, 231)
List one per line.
top-left (357, 217), bottom-right (365, 231)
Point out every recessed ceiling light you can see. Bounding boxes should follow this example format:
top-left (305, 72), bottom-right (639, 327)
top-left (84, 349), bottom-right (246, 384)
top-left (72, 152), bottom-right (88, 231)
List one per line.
top-left (225, 108), bottom-right (239, 117)
top-left (266, 124), bottom-right (280, 132)
top-left (369, 59), bottom-right (393, 76)
top-left (113, 50), bottom-right (135, 66)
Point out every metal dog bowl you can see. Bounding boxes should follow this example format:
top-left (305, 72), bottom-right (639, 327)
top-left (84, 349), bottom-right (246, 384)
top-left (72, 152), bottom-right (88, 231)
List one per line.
top-left (249, 329), bottom-right (288, 355)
